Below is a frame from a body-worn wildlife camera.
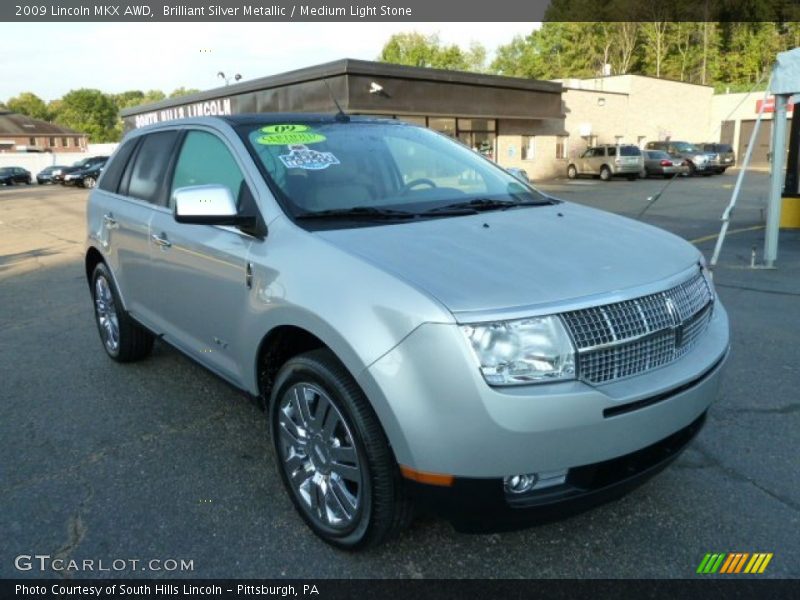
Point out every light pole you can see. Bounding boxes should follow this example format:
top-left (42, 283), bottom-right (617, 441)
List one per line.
top-left (217, 71), bottom-right (242, 86)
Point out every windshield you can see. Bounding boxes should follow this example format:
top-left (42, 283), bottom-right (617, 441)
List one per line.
top-left (647, 151), bottom-right (670, 159)
top-left (239, 121), bottom-right (548, 218)
top-left (672, 142), bottom-right (698, 153)
top-left (0, 168), bottom-right (11, 175)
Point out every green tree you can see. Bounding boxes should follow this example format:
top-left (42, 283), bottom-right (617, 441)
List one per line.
top-left (169, 87), bottom-right (201, 98)
top-left (51, 89), bottom-right (118, 143)
top-left (379, 32), bottom-right (485, 71)
top-left (6, 92), bottom-right (50, 120)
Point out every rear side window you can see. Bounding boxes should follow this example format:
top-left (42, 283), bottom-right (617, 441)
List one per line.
top-left (170, 131), bottom-right (246, 208)
top-left (121, 131), bottom-right (180, 205)
top-left (607, 147), bottom-right (616, 157)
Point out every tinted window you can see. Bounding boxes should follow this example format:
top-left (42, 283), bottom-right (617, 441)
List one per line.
top-left (607, 147), bottom-right (616, 157)
top-left (123, 131), bottom-right (180, 204)
top-left (171, 131), bottom-right (245, 208)
top-left (99, 138), bottom-right (139, 193)
top-left (620, 146), bottom-right (640, 156)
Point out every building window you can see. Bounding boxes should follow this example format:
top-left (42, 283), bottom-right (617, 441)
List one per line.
top-left (521, 136), bottom-right (535, 160)
top-left (556, 136), bottom-right (568, 159)
top-left (428, 117), bottom-right (456, 137)
top-left (399, 116), bottom-right (426, 126)
top-left (29, 137), bottom-right (36, 146)
top-left (62, 137), bottom-right (68, 147)
top-left (457, 119), bottom-right (495, 132)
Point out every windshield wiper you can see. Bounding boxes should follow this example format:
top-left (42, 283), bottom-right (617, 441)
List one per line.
top-left (295, 206), bottom-right (417, 220)
top-left (424, 197), bottom-right (555, 214)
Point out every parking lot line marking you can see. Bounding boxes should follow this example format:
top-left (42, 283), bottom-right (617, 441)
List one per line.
top-left (690, 225), bottom-right (764, 245)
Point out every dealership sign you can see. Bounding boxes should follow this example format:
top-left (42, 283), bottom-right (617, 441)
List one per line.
top-left (755, 97), bottom-right (795, 113)
top-left (133, 98), bottom-right (233, 128)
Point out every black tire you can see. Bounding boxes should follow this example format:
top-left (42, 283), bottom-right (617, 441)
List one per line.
top-left (90, 262), bottom-right (154, 362)
top-left (567, 164), bottom-right (578, 179)
top-left (626, 175), bottom-right (637, 181)
top-left (687, 162), bottom-right (696, 176)
top-left (600, 166), bottom-right (611, 181)
top-left (270, 349), bottom-right (413, 550)
top-left (84, 176), bottom-right (97, 189)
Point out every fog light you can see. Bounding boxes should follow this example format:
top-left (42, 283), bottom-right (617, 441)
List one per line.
top-left (504, 473), bottom-right (538, 494)
top-left (504, 469), bottom-right (569, 494)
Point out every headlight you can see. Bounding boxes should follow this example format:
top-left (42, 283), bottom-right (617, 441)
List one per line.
top-left (461, 316), bottom-right (576, 385)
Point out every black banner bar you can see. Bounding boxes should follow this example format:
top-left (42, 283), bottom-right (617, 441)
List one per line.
top-left (3, 579), bottom-right (799, 600)
top-left (2, 0), bottom-right (800, 22)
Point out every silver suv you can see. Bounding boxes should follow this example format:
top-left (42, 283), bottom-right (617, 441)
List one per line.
top-left (646, 141), bottom-right (715, 176)
top-left (567, 144), bottom-right (644, 181)
top-left (86, 116), bottom-right (729, 549)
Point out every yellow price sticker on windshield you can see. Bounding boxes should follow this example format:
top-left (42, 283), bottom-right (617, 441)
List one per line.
top-left (255, 124), bottom-right (325, 145)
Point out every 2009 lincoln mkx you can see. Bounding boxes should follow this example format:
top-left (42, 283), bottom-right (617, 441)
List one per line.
top-left (85, 115), bottom-right (729, 549)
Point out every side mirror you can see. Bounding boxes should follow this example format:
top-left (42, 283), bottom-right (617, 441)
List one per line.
top-left (173, 184), bottom-right (255, 228)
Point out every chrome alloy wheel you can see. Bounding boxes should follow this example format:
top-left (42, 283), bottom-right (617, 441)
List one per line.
top-left (277, 383), bottom-right (363, 531)
top-left (94, 275), bottom-right (120, 354)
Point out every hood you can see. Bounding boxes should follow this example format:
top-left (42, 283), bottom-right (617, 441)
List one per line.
top-left (315, 202), bottom-right (700, 317)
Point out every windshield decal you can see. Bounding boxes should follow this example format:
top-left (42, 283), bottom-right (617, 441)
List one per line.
top-left (278, 145), bottom-right (340, 170)
top-left (255, 124), bottom-right (326, 146)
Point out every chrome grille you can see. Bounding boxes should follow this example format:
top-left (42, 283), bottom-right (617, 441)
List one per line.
top-left (562, 271), bottom-right (714, 384)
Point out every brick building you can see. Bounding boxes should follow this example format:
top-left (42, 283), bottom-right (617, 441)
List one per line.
top-left (0, 111), bottom-right (87, 153)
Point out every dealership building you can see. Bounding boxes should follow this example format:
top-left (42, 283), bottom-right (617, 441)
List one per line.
top-left (121, 59), bottom-right (784, 179)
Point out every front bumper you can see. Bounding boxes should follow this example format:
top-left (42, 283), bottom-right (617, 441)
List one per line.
top-left (357, 301), bottom-right (729, 479)
top-left (407, 410), bottom-right (707, 532)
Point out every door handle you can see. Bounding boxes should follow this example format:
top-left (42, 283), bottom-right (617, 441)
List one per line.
top-left (103, 213), bottom-right (119, 229)
top-left (151, 234), bottom-right (172, 248)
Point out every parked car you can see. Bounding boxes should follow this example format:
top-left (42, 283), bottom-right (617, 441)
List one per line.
top-left (53, 156), bottom-right (109, 184)
top-left (567, 144), bottom-right (644, 181)
top-left (645, 141), bottom-right (714, 176)
top-left (0, 166), bottom-right (32, 185)
top-left (642, 150), bottom-right (689, 178)
top-left (86, 115), bottom-right (729, 549)
top-left (697, 143), bottom-right (736, 173)
top-left (63, 157), bottom-right (108, 188)
top-left (506, 167), bottom-right (530, 183)
top-left (36, 165), bottom-right (70, 184)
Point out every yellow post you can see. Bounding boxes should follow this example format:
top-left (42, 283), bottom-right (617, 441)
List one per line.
top-left (780, 197), bottom-right (800, 228)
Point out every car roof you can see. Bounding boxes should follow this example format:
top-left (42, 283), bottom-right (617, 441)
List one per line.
top-left (219, 113), bottom-right (400, 126)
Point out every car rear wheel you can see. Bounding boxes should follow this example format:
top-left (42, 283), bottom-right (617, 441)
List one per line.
top-left (567, 164), bottom-right (577, 179)
top-left (91, 262), bottom-right (154, 362)
top-left (270, 349), bottom-right (413, 550)
top-left (600, 166), bottom-right (611, 181)
top-left (84, 176), bottom-right (97, 189)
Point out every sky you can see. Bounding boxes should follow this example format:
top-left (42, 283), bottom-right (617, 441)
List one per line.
top-left (1, 22), bottom-right (537, 102)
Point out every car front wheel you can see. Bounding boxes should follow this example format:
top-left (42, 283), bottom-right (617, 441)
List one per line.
top-left (567, 164), bottom-right (578, 179)
top-left (270, 349), bottom-right (412, 549)
top-left (600, 166), bottom-right (611, 181)
top-left (83, 176), bottom-right (97, 189)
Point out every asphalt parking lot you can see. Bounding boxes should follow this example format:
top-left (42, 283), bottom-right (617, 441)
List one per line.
top-left (1, 173), bottom-right (798, 579)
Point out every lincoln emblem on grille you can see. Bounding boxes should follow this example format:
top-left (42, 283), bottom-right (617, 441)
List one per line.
top-left (664, 296), bottom-right (685, 347)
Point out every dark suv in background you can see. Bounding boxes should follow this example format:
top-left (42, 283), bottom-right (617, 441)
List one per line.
top-left (53, 156), bottom-right (109, 184)
top-left (697, 143), bottom-right (736, 174)
top-left (63, 157), bottom-right (108, 188)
